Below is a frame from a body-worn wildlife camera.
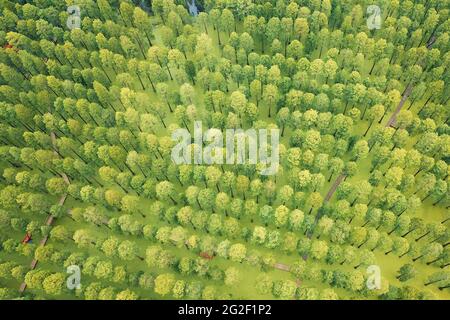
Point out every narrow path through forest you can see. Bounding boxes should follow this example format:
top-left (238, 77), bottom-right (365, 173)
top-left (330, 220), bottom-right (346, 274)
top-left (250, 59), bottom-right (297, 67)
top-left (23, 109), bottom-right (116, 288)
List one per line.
top-left (274, 36), bottom-right (436, 273)
top-left (320, 37), bottom-right (435, 210)
top-left (19, 126), bottom-right (71, 294)
top-left (386, 84), bottom-right (413, 128)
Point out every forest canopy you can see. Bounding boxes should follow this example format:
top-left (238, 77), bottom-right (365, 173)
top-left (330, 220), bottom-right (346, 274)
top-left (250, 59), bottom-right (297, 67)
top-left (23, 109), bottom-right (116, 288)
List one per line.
top-left (0, 0), bottom-right (448, 301)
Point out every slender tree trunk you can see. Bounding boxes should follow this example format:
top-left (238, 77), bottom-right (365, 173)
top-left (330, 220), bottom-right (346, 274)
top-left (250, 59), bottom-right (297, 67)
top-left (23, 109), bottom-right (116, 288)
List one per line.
top-left (169, 196), bottom-right (177, 205)
top-left (402, 228), bottom-right (416, 238)
top-left (418, 96), bottom-right (432, 114)
top-left (364, 121), bottom-right (374, 136)
top-left (415, 231), bottom-right (430, 242)
top-left (369, 60), bottom-right (376, 74)
top-left (399, 249), bottom-right (410, 258)
top-left (388, 226), bottom-right (398, 235)
top-left (412, 254), bottom-right (424, 262)
top-left (216, 25), bottom-right (221, 45)
top-left (426, 257), bottom-right (442, 265)
top-left (433, 195), bottom-right (446, 206)
top-left (424, 279), bottom-right (441, 286)
top-left (328, 170), bottom-right (334, 182)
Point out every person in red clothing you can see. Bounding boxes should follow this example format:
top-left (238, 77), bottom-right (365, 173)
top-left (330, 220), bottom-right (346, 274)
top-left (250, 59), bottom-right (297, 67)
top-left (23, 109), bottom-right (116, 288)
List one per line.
top-left (3, 43), bottom-right (19, 52)
top-left (199, 252), bottom-right (214, 260)
top-left (22, 233), bottom-right (32, 244)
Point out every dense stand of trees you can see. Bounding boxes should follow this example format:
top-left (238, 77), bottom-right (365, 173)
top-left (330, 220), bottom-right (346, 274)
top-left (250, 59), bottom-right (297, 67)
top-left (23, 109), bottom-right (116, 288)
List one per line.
top-left (0, 0), bottom-right (448, 300)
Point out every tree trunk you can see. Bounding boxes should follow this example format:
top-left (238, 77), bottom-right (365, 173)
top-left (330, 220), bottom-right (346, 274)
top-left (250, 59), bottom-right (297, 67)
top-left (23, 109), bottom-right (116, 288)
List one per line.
top-left (415, 231), bottom-right (430, 242)
top-left (421, 192), bottom-right (432, 202)
top-left (433, 196), bottom-right (446, 206)
top-left (402, 228), bottom-right (416, 238)
top-left (399, 249), bottom-right (410, 258)
top-left (424, 279), bottom-right (441, 286)
top-left (363, 121), bottom-right (374, 137)
top-left (328, 171), bottom-right (334, 182)
top-left (388, 226), bottom-right (398, 235)
top-left (369, 60), bottom-right (376, 74)
top-left (426, 257), bottom-right (442, 265)
top-left (216, 26), bottom-right (221, 45)
top-left (418, 96), bottom-right (432, 114)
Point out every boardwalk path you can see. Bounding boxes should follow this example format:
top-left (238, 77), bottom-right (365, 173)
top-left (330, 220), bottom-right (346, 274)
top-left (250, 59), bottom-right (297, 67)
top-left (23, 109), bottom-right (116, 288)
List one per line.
top-left (19, 131), bottom-right (70, 293)
top-left (274, 37), bottom-right (436, 270)
top-left (317, 37), bottom-right (435, 213)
